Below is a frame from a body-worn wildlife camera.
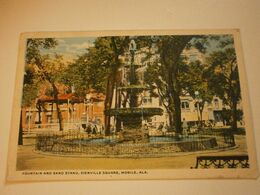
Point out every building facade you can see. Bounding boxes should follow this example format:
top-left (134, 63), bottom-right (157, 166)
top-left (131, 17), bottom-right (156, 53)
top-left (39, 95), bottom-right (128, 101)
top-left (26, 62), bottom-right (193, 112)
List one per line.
top-left (21, 90), bottom-right (105, 132)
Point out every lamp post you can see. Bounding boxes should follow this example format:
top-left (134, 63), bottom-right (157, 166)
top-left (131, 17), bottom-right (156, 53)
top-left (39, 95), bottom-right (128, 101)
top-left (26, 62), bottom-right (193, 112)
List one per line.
top-left (129, 39), bottom-right (138, 108)
top-left (83, 99), bottom-right (86, 114)
top-left (140, 92), bottom-right (144, 126)
top-left (28, 107), bottom-right (31, 134)
top-left (86, 94), bottom-right (90, 124)
top-left (67, 99), bottom-right (70, 124)
top-left (195, 91), bottom-right (202, 129)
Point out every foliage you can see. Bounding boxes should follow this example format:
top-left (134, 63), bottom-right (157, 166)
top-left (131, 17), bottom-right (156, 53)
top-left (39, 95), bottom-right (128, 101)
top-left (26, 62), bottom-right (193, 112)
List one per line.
top-left (22, 38), bottom-right (58, 107)
top-left (205, 47), bottom-right (241, 106)
top-left (22, 82), bottom-right (39, 108)
top-left (222, 108), bottom-right (244, 125)
top-left (179, 59), bottom-right (214, 125)
top-left (63, 36), bottom-right (130, 133)
top-left (26, 38), bottom-right (58, 65)
top-left (23, 38), bottom-right (67, 131)
top-left (63, 37), bottom-right (129, 95)
top-left (143, 35), bottom-right (215, 132)
top-left (205, 36), bottom-right (241, 131)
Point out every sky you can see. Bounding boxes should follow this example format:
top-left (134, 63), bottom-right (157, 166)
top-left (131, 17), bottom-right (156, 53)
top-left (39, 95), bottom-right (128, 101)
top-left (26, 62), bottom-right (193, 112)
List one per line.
top-left (41, 37), bottom-right (96, 63)
top-left (40, 35), bottom-right (234, 63)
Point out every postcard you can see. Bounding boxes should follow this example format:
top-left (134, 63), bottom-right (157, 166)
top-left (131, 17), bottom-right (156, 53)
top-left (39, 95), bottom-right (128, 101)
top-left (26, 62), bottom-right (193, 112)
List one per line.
top-left (6, 30), bottom-right (258, 182)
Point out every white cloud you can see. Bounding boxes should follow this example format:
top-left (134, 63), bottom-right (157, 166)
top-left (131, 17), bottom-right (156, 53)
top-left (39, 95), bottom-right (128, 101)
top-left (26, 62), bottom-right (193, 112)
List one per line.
top-left (41, 39), bottom-right (95, 62)
top-left (70, 42), bottom-right (94, 50)
top-left (63, 42), bottom-right (94, 55)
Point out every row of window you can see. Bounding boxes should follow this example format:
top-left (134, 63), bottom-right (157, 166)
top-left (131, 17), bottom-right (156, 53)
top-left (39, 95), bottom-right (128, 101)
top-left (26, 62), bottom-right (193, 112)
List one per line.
top-left (142, 97), bottom-right (220, 109)
top-left (182, 99), bottom-right (220, 110)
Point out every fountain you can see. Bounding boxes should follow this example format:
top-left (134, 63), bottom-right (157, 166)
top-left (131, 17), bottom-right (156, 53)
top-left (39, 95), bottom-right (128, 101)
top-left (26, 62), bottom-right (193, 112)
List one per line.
top-left (106, 39), bottom-right (163, 143)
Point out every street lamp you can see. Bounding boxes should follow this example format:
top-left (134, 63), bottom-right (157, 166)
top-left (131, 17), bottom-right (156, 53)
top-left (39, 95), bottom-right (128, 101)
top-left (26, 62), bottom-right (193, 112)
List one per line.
top-left (140, 92), bottom-right (144, 126)
top-left (129, 39), bottom-right (137, 83)
top-left (86, 94), bottom-right (91, 124)
top-left (194, 91), bottom-right (202, 128)
top-left (129, 39), bottom-right (137, 53)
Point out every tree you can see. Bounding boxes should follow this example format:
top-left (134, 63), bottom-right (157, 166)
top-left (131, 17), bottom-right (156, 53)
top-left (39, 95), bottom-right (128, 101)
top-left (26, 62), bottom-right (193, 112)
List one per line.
top-left (144, 36), bottom-right (205, 133)
top-left (19, 74), bottom-right (39, 145)
top-left (19, 38), bottom-right (58, 144)
top-left (66, 36), bottom-right (130, 135)
top-left (24, 38), bottom-right (67, 131)
top-left (144, 35), bottom-right (223, 133)
top-left (179, 60), bottom-right (214, 128)
top-left (37, 54), bottom-right (67, 131)
top-left (206, 45), bottom-right (241, 131)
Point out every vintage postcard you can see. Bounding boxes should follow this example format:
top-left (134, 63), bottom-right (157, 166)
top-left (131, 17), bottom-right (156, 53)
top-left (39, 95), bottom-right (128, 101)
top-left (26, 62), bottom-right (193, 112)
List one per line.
top-left (6, 30), bottom-right (258, 182)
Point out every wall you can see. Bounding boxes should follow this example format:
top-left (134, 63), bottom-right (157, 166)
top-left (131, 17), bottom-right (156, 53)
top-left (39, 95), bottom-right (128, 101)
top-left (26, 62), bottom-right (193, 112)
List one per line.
top-left (0, 0), bottom-right (260, 194)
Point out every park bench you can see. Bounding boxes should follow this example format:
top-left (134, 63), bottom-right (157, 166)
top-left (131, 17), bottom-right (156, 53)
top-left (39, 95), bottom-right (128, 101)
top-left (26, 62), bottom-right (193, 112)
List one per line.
top-left (192, 155), bottom-right (249, 169)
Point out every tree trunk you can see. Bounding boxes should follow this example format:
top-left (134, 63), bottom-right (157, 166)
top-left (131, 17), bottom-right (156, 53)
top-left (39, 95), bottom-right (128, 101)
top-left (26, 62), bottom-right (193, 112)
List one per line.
top-left (51, 102), bottom-right (54, 123)
top-left (196, 103), bottom-right (200, 124)
top-left (122, 92), bottom-right (129, 108)
top-left (199, 103), bottom-right (205, 128)
top-left (52, 83), bottom-right (64, 131)
top-left (104, 76), bottom-right (115, 135)
top-left (160, 36), bottom-right (193, 134)
top-left (104, 37), bottom-right (126, 135)
top-left (168, 111), bottom-right (174, 131)
top-left (173, 92), bottom-right (182, 134)
top-left (199, 108), bottom-right (203, 128)
top-left (115, 85), bottom-right (122, 132)
top-left (36, 102), bottom-right (42, 124)
top-left (18, 110), bottom-right (23, 145)
top-left (169, 62), bottom-right (182, 134)
top-left (231, 100), bottom-right (238, 131)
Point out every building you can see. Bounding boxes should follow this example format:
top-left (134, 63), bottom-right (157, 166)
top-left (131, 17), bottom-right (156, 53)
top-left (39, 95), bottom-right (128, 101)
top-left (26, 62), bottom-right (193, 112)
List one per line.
top-left (21, 89), bottom-right (105, 132)
top-left (109, 45), bottom-right (244, 129)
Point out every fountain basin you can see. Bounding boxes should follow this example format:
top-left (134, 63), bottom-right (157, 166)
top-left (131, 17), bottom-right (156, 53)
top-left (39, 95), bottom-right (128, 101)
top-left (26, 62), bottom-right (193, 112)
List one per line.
top-left (36, 133), bottom-right (219, 156)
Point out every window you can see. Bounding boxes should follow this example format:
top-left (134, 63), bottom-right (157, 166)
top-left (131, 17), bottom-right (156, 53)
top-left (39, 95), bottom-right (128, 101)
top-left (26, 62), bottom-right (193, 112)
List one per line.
top-left (35, 112), bottom-right (42, 123)
top-left (159, 97), bottom-right (163, 106)
top-left (46, 112), bottom-right (52, 123)
top-left (194, 102), bottom-right (198, 109)
top-left (143, 97), bottom-right (152, 104)
top-left (47, 115), bottom-right (52, 123)
top-left (25, 112), bottom-right (32, 124)
top-left (181, 101), bottom-right (190, 110)
top-left (214, 99), bottom-right (219, 109)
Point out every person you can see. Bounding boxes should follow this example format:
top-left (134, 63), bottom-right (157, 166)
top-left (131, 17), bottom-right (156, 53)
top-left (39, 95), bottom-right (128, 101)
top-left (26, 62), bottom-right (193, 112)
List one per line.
top-left (182, 118), bottom-right (188, 136)
top-left (93, 125), bottom-right (97, 135)
top-left (165, 123), bottom-right (170, 131)
top-left (162, 125), bottom-right (167, 135)
top-left (82, 123), bottom-right (87, 132)
top-left (101, 125), bottom-right (105, 135)
top-left (157, 123), bottom-right (164, 130)
top-left (144, 123), bottom-right (148, 130)
top-left (86, 124), bottom-right (92, 134)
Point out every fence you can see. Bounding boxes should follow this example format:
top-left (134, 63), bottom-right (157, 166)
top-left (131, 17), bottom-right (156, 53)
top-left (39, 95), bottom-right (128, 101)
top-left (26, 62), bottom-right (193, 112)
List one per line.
top-left (23, 122), bottom-right (82, 135)
top-left (192, 155), bottom-right (249, 168)
top-left (35, 129), bottom-right (236, 157)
